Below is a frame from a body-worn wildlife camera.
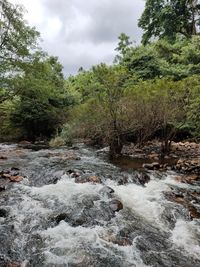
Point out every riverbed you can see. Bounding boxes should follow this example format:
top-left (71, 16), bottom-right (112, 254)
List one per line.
top-left (0, 143), bottom-right (200, 267)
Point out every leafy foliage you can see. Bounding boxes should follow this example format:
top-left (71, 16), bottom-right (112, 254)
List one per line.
top-left (138, 0), bottom-right (200, 44)
top-left (0, 0), bottom-right (39, 90)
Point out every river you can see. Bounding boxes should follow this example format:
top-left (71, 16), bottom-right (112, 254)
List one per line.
top-left (0, 143), bottom-right (200, 267)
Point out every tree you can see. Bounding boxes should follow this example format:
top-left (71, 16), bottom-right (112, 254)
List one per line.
top-left (0, 0), bottom-right (39, 91)
top-left (138, 0), bottom-right (200, 44)
top-left (10, 55), bottom-right (68, 140)
top-left (115, 33), bottom-right (132, 62)
top-left (119, 36), bottom-right (200, 80)
top-left (92, 64), bottom-right (130, 157)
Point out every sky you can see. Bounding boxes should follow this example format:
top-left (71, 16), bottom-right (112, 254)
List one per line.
top-left (10, 0), bottom-right (145, 76)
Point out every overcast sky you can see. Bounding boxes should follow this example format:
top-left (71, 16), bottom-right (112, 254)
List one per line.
top-left (10, 0), bottom-right (145, 76)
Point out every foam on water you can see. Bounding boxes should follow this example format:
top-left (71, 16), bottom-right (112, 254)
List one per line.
top-left (41, 221), bottom-right (149, 267)
top-left (0, 143), bottom-right (17, 150)
top-left (171, 219), bottom-right (200, 258)
top-left (1, 144), bottom-right (200, 266)
top-left (30, 174), bottom-right (103, 202)
top-left (108, 177), bottom-right (170, 225)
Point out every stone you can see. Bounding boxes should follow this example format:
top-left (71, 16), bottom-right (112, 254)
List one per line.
top-left (188, 205), bottom-right (200, 219)
top-left (142, 163), bottom-right (160, 170)
top-left (152, 162), bottom-right (160, 169)
top-left (0, 179), bottom-right (10, 191)
top-left (0, 156), bottom-right (7, 160)
top-left (0, 208), bottom-right (7, 217)
top-left (54, 213), bottom-right (69, 224)
top-left (66, 154), bottom-right (81, 160)
top-left (11, 167), bottom-right (20, 171)
top-left (7, 263), bottom-right (21, 267)
top-left (142, 163), bottom-right (154, 170)
top-left (175, 174), bottom-right (199, 184)
top-left (9, 175), bottom-right (24, 182)
top-left (137, 172), bottom-right (151, 185)
top-left (99, 186), bottom-right (115, 195)
top-left (89, 175), bottom-right (101, 183)
top-left (111, 237), bottom-right (132, 246)
top-left (109, 199), bottom-right (123, 212)
top-left (148, 153), bottom-right (159, 160)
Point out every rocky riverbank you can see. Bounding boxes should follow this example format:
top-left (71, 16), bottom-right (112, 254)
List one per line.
top-left (122, 140), bottom-right (200, 173)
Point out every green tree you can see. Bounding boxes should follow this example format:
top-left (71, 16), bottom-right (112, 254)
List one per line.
top-left (73, 64), bottom-right (129, 157)
top-left (10, 55), bottom-right (68, 140)
top-left (0, 0), bottom-right (39, 93)
top-left (115, 33), bottom-right (132, 62)
top-left (138, 0), bottom-right (200, 44)
top-left (120, 36), bottom-right (200, 80)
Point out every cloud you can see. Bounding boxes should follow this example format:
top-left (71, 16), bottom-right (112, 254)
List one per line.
top-left (10, 0), bottom-right (145, 76)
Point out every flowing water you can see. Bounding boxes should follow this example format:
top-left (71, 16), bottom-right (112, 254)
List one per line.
top-left (0, 143), bottom-right (200, 267)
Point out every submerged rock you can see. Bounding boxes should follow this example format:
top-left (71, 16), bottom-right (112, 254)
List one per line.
top-left (136, 172), bottom-right (151, 186)
top-left (54, 213), bottom-right (69, 224)
top-left (0, 208), bottom-right (7, 217)
top-left (0, 156), bottom-right (8, 160)
top-left (75, 174), bottom-right (101, 184)
top-left (0, 179), bottom-right (10, 191)
top-left (109, 199), bottom-right (123, 212)
top-left (99, 186), bottom-right (115, 197)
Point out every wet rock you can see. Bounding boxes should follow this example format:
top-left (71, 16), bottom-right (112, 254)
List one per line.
top-left (65, 155), bottom-right (81, 160)
top-left (2, 174), bottom-right (23, 182)
top-left (89, 175), bottom-right (101, 183)
top-left (175, 158), bottom-right (200, 174)
top-left (175, 174), bottom-right (199, 184)
top-left (0, 208), bottom-right (7, 217)
top-left (109, 199), bottom-right (123, 212)
top-left (75, 174), bottom-right (101, 184)
top-left (102, 234), bottom-right (132, 246)
top-left (54, 213), bottom-right (69, 224)
top-left (99, 186), bottom-right (115, 197)
top-left (0, 179), bottom-right (10, 191)
top-left (7, 263), bottom-right (21, 267)
top-left (188, 204), bottom-right (200, 219)
top-left (0, 169), bottom-right (24, 183)
top-left (118, 176), bottom-right (128, 185)
top-left (67, 169), bottom-right (82, 178)
top-left (148, 153), bottom-right (159, 161)
top-left (10, 167), bottom-right (20, 171)
top-left (71, 216), bottom-right (87, 227)
top-left (9, 175), bottom-right (24, 182)
top-left (96, 146), bottom-right (109, 155)
top-left (0, 156), bottom-right (8, 160)
top-left (142, 162), bottom-right (160, 170)
top-left (152, 162), bottom-right (160, 169)
top-left (111, 237), bottom-right (132, 246)
top-left (136, 172), bottom-right (150, 186)
top-left (164, 190), bottom-right (200, 220)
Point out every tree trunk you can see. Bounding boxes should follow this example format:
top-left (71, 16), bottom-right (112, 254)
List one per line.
top-left (109, 135), bottom-right (123, 159)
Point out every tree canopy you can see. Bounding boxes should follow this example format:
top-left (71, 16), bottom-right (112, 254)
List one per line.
top-left (0, 0), bottom-right (39, 89)
top-left (138, 0), bottom-right (200, 44)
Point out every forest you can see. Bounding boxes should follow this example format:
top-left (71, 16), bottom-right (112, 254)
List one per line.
top-left (1, 0), bottom-right (200, 158)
